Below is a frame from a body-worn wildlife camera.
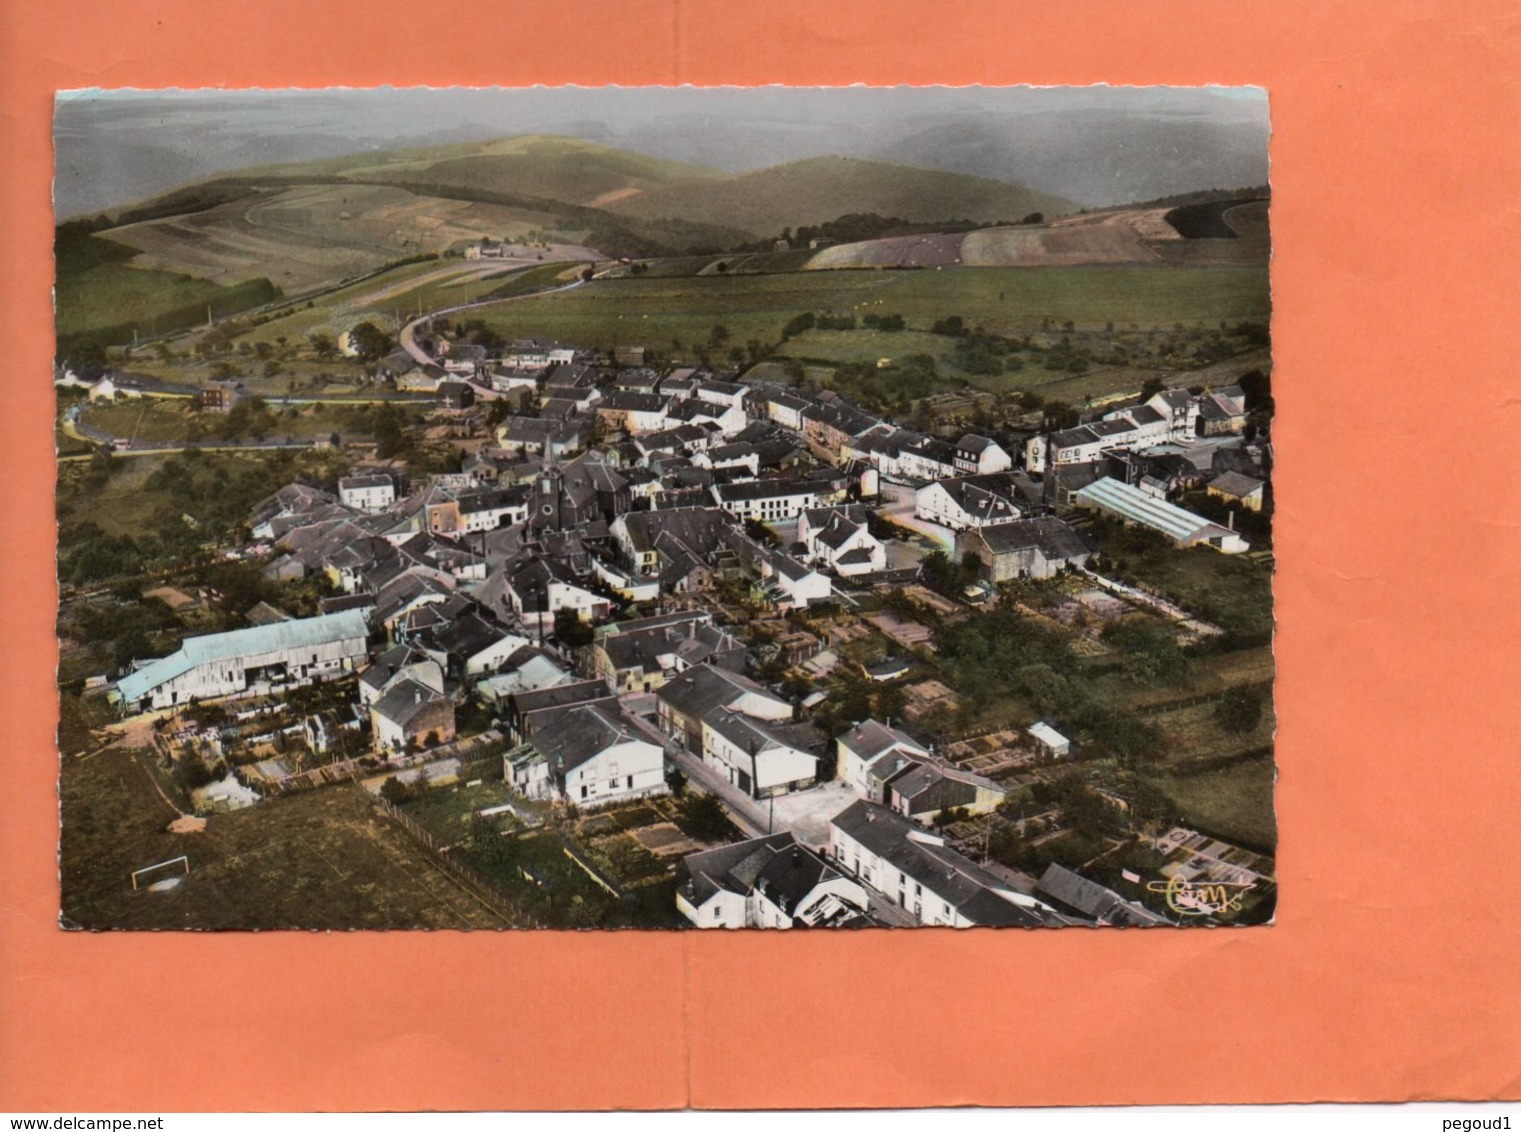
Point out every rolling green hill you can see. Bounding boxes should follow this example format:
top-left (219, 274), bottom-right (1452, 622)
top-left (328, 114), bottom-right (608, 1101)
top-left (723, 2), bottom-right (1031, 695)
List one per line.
top-left (242, 134), bottom-right (721, 203)
top-left (59, 135), bottom-right (1088, 349)
top-left (364, 135), bottom-right (721, 207)
top-left (603, 155), bottom-right (1078, 238)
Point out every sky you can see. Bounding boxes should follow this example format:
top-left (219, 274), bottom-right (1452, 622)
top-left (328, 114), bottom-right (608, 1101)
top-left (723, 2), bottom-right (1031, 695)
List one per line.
top-left (53, 85), bottom-right (1270, 218)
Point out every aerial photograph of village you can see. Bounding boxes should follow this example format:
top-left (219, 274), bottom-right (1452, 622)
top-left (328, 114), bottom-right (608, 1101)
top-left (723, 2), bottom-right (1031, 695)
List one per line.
top-left (54, 86), bottom-right (1275, 930)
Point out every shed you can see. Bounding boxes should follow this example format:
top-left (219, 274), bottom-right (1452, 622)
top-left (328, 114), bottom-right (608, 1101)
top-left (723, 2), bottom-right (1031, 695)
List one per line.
top-left (1028, 721), bottom-right (1072, 759)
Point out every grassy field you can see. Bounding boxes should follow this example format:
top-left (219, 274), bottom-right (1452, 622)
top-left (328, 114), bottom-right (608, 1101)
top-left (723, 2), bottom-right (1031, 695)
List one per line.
top-left (778, 327), bottom-right (961, 368)
top-left (101, 182), bottom-right (573, 292)
top-left (1156, 752), bottom-right (1277, 852)
top-left (464, 265), bottom-right (1269, 355)
top-left (1144, 697), bottom-right (1277, 767)
top-left (1087, 516), bottom-right (1276, 644)
top-left (55, 228), bottom-right (281, 343)
top-left (399, 789), bottom-right (688, 930)
top-left (60, 746), bottom-right (505, 929)
top-left (75, 398), bottom-right (406, 446)
top-left (56, 452), bottom-right (167, 539)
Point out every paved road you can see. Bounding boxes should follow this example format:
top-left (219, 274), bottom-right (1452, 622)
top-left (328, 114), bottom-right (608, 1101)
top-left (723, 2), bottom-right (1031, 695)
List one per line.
top-left (400, 277), bottom-right (589, 370)
top-left (617, 705), bottom-right (773, 838)
top-left (617, 700), bottom-right (918, 926)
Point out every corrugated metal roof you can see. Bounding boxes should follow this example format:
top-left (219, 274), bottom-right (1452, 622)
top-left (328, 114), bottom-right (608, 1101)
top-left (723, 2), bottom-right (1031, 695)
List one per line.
top-left (117, 610), bottom-right (370, 703)
top-left (1075, 477), bottom-right (1216, 543)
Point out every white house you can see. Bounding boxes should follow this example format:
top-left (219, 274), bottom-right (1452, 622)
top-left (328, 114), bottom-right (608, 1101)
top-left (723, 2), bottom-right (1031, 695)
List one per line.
top-left (836, 719), bottom-right (930, 798)
top-left (954, 434), bottom-right (1013, 475)
top-left (692, 442), bottom-right (760, 478)
top-left (667, 397), bottom-right (747, 437)
top-left (830, 801), bottom-right (1064, 927)
top-left (915, 475), bottom-right (1023, 531)
top-left (338, 474), bottom-right (397, 514)
top-left (657, 663), bottom-right (794, 765)
top-left (702, 708), bottom-right (819, 799)
top-left (456, 487), bottom-right (530, 533)
top-left (1145, 388), bottom-right (1202, 440)
top-left (1028, 721), bottom-right (1072, 760)
top-left (711, 479), bottom-right (831, 522)
top-left (506, 701), bottom-right (667, 806)
top-left (894, 438), bottom-right (960, 482)
top-left (676, 833), bottom-right (871, 929)
top-left (498, 556), bottom-right (613, 628)
top-left (742, 539), bottom-right (833, 609)
top-left (797, 505), bottom-right (886, 577)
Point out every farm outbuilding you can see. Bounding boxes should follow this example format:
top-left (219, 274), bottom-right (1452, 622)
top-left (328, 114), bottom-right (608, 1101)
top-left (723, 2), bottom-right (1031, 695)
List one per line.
top-left (113, 610), bottom-right (370, 712)
top-left (1206, 471), bottom-right (1267, 512)
top-left (1028, 721), bottom-right (1072, 760)
top-left (1074, 476), bottom-right (1250, 553)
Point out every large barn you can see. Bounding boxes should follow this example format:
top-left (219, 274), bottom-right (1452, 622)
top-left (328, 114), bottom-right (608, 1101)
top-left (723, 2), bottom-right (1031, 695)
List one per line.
top-left (114, 610), bottom-right (370, 712)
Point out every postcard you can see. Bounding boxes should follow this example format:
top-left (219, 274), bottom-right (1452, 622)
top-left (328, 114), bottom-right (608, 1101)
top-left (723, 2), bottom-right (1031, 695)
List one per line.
top-left (54, 85), bottom-right (1274, 933)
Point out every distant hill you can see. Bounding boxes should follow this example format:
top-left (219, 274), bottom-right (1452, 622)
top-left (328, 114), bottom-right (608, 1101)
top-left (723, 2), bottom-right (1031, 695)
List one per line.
top-left (81, 137), bottom-right (1077, 280)
top-left (244, 134), bottom-right (724, 210)
top-left (603, 155), bottom-right (1077, 238)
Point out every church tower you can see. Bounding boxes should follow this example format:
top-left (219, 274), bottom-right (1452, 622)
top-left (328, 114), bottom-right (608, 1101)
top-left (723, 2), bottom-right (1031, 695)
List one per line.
top-left (531, 461), bottom-right (565, 532)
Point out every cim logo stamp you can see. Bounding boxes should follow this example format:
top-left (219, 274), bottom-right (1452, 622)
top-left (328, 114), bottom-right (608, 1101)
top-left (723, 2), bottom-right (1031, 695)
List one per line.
top-left (1146, 875), bottom-right (1256, 917)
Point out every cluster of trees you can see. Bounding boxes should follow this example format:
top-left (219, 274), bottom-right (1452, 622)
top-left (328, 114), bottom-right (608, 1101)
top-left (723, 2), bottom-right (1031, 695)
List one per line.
top-left (1086, 516), bottom-right (1274, 647)
top-left (813, 311), bottom-right (858, 331)
top-left (1216, 686), bottom-right (1266, 734)
top-left (1040, 335), bottom-right (1092, 374)
top-left (348, 321), bottom-right (395, 363)
top-left (64, 590), bottom-right (181, 668)
top-left (1100, 619), bottom-right (1191, 687)
top-left (742, 212), bottom-right (1006, 254)
top-left (824, 354), bottom-right (948, 414)
top-left (988, 773), bottom-right (1176, 878)
top-left (938, 607), bottom-right (1167, 763)
top-left (919, 549), bottom-right (982, 598)
top-left (929, 316), bottom-right (1032, 377)
top-left (809, 671), bottom-right (903, 757)
top-left (59, 448), bottom-right (350, 589)
top-left (171, 752), bottom-right (228, 795)
top-left (207, 396), bottom-right (279, 441)
top-left (336, 401), bottom-right (414, 459)
top-left (673, 792), bottom-right (739, 843)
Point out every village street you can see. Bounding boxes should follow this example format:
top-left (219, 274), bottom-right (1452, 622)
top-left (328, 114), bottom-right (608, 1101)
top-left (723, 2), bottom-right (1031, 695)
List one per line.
top-left (618, 702), bottom-right (916, 926)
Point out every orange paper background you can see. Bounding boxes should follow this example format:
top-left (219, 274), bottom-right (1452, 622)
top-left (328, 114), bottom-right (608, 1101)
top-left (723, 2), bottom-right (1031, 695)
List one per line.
top-left (3, 0), bottom-right (1520, 1111)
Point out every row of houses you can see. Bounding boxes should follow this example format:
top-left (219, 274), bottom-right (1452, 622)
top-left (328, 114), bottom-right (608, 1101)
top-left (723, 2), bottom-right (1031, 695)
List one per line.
top-left (1024, 386), bottom-right (1251, 474)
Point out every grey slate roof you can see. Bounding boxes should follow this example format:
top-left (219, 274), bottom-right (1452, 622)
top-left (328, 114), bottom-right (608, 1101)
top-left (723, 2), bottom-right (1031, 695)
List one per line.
top-left (656, 663), bottom-right (786, 723)
top-left (527, 701), bottom-right (648, 776)
top-left (371, 678), bottom-right (451, 730)
top-left (1036, 863), bottom-right (1169, 926)
top-left (972, 517), bottom-right (1094, 561)
top-left (831, 801), bottom-right (1061, 927)
top-left (839, 719), bottom-right (927, 762)
top-left (1207, 471), bottom-right (1265, 498)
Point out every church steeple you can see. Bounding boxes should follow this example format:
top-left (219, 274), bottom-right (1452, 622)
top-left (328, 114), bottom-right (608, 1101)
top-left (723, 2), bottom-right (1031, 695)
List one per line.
top-left (532, 461), bottom-right (565, 531)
